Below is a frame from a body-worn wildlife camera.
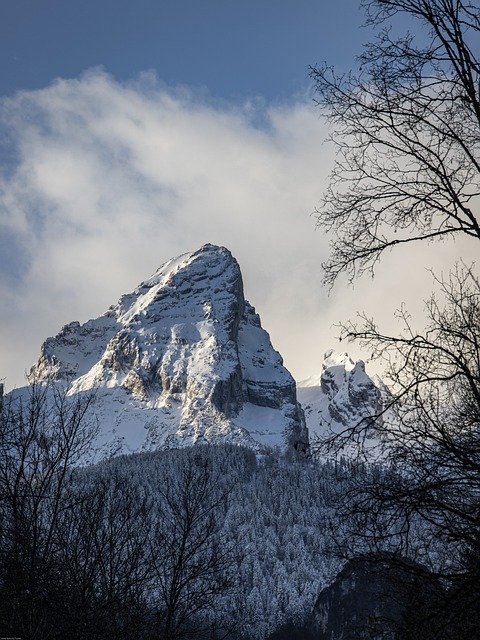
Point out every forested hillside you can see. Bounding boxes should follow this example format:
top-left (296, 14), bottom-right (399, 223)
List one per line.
top-left (0, 429), bottom-right (347, 640)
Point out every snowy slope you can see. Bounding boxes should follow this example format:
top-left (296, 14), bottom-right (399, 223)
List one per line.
top-left (25, 244), bottom-right (308, 458)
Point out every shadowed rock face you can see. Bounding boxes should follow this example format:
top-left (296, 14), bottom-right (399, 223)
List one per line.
top-left (309, 556), bottom-right (443, 640)
top-left (29, 244), bottom-right (309, 457)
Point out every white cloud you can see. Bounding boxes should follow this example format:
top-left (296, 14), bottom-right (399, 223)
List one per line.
top-left (0, 69), bottom-right (476, 390)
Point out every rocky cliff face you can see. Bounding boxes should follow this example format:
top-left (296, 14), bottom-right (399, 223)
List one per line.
top-left (309, 556), bottom-right (442, 639)
top-left (297, 350), bottom-right (383, 442)
top-left (29, 244), bottom-right (309, 458)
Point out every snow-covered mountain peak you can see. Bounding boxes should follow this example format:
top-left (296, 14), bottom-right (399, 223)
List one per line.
top-left (28, 244), bottom-right (308, 458)
top-left (115, 244), bottom-right (243, 333)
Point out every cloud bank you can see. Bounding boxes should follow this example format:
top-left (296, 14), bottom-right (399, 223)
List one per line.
top-left (0, 70), bottom-right (475, 390)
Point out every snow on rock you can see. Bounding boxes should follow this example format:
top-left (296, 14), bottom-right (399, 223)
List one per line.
top-left (297, 349), bottom-right (383, 441)
top-left (27, 244), bottom-right (309, 458)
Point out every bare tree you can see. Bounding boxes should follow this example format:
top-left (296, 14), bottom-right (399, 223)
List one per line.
top-left (0, 381), bottom-right (98, 639)
top-left (148, 451), bottom-right (238, 640)
top-left (322, 267), bottom-right (480, 635)
top-left (310, 1), bottom-right (480, 636)
top-left (309, 0), bottom-right (480, 287)
top-left (54, 469), bottom-right (154, 640)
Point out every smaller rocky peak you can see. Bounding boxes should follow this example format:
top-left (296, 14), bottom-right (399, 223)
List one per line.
top-left (320, 350), bottom-right (355, 397)
top-left (297, 350), bottom-right (383, 439)
top-left (29, 316), bottom-right (118, 383)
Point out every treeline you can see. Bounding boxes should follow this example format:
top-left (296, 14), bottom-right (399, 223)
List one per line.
top-left (0, 383), bottom-right (343, 640)
top-left (2, 382), bottom-right (477, 639)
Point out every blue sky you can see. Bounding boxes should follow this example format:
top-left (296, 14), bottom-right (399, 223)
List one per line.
top-left (0, 1), bottom-right (473, 390)
top-left (1, 1), bottom-right (365, 101)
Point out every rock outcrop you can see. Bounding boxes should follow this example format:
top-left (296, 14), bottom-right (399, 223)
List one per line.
top-left (309, 555), bottom-right (443, 639)
top-left (297, 350), bottom-right (383, 440)
top-left (29, 244), bottom-right (309, 458)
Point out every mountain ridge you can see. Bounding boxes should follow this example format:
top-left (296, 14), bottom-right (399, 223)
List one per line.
top-left (11, 244), bottom-right (382, 461)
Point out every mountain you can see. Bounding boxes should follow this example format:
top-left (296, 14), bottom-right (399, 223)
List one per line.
top-left (27, 244), bottom-right (309, 458)
top-left (297, 349), bottom-right (383, 443)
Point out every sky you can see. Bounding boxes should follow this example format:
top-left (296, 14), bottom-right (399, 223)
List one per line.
top-left (0, 1), bottom-right (475, 391)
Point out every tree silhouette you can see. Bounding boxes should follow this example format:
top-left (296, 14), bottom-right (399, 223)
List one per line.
top-left (310, 1), bottom-right (480, 636)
